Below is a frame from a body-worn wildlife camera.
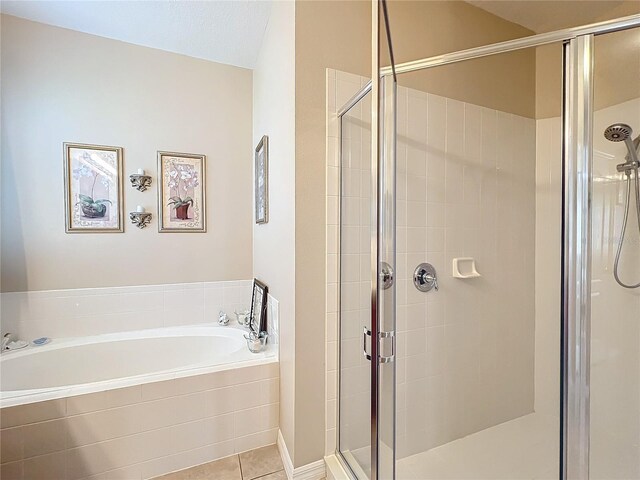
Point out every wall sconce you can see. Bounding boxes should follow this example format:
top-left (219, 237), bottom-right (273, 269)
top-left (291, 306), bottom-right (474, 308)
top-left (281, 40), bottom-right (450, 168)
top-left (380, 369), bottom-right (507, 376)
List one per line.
top-left (129, 169), bottom-right (152, 192)
top-left (130, 206), bottom-right (152, 229)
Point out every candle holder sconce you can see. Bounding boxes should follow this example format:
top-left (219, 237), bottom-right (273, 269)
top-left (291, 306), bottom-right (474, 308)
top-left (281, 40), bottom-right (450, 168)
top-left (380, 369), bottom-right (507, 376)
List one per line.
top-left (130, 211), bottom-right (152, 229)
top-left (129, 170), bottom-right (152, 192)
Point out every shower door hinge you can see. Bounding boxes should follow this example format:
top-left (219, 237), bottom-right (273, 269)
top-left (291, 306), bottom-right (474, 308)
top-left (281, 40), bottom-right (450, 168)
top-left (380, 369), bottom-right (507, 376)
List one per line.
top-left (379, 330), bottom-right (395, 364)
top-left (363, 327), bottom-right (395, 363)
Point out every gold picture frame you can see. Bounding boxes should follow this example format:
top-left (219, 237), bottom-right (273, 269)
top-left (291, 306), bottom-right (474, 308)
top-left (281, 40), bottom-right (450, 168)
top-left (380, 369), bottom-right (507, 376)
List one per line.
top-left (63, 142), bottom-right (124, 233)
top-left (157, 151), bottom-right (207, 233)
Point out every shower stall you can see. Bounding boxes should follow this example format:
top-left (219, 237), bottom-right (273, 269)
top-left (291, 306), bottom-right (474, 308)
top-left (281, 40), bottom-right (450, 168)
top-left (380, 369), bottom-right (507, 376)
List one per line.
top-left (331, 6), bottom-right (640, 480)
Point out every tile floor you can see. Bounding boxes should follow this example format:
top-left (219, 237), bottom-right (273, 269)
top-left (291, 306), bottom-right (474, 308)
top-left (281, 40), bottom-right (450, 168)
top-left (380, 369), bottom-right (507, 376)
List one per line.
top-left (154, 444), bottom-right (287, 480)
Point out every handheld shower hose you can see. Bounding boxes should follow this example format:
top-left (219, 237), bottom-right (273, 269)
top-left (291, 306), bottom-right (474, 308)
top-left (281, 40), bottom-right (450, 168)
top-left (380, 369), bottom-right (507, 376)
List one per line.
top-left (604, 123), bottom-right (640, 289)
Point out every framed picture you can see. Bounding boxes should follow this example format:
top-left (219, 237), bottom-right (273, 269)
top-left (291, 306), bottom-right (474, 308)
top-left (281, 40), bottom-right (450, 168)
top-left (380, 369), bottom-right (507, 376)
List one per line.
top-left (250, 279), bottom-right (268, 334)
top-left (255, 136), bottom-right (269, 224)
top-left (64, 143), bottom-right (124, 233)
top-left (157, 151), bottom-right (206, 233)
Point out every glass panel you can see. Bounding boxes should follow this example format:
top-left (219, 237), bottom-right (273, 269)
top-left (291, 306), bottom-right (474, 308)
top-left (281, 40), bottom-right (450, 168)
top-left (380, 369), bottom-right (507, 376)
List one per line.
top-left (590, 27), bottom-right (640, 479)
top-left (339, 88), bottom-right (373, 479)
top-left (377, 73), bottom-right (397, 480)
top-left (377, 3), bottom-right (398, 477)
top-left (391, 46), bottom-right (563, 479)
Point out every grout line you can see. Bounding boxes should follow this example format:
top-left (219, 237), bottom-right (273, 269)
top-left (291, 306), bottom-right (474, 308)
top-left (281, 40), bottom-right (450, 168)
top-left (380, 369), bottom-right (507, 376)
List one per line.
top-left (251, 469), bottom-right (286, 480)
top-left (238, 453), bottom-right (245, 480)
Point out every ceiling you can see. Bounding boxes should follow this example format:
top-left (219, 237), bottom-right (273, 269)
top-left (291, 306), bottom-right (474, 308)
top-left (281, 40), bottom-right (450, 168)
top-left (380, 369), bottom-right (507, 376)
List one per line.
top-left (466, 0), bottom-right (632, 33)
top-left (0, 0), bottom-right (272, 69)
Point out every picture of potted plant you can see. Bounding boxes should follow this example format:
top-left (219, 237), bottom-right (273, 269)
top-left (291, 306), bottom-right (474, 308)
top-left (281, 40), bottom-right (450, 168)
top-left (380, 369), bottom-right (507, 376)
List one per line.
top-left (73, 160), bottom-right (112, 219)
top-left (167, 196), bottom-right (193, 220)
top-left (78, 194), bottom-right (111, 218)
top-left (167, 163), bottom-right (199, 220)
top-left (158, 151), bottom-right (206, 233)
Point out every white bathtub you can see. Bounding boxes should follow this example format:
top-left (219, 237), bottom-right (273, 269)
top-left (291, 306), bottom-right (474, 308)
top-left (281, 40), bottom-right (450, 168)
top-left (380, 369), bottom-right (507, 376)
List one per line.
top-left (0, 324), bottom-right (276, 407)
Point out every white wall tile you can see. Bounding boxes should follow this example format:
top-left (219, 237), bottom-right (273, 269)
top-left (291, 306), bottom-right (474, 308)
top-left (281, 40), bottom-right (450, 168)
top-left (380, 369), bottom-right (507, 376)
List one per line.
top-left (326, 70), bottom-right (538, 459)
top-left (0, 280), bottom-right (277, 343)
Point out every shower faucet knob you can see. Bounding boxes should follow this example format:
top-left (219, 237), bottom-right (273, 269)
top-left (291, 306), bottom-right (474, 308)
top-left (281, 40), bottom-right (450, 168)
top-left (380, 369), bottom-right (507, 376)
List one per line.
top-left (414, 263), bottom-right (438, 292)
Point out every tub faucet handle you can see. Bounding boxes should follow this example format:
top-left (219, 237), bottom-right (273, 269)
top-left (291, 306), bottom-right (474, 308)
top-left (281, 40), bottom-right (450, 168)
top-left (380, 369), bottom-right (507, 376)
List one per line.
top-left (2, 333), bottom-right (14, 350)
top-left (218, 311), bottom-right (230, 326)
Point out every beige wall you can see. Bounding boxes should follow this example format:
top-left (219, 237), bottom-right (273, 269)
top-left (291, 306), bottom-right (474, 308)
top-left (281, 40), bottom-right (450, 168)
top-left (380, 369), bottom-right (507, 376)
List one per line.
top-left (0, 15), bottom-right (253, 292)
top-left (252, 0), bottom-right (297, 463)
top-left (387, 1), bottom-right (536, 118)
top-left (294, 0), bottom-right (371, 469)
top-left (536, 1), bottom-right (640, 119)
top-left (295, 0), bottom-right (541, 468)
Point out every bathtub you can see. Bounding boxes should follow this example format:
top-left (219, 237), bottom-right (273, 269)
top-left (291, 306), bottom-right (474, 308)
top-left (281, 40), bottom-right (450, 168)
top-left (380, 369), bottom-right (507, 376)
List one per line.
top-left (0, 324), bottom-right (276, 407)
top-left (0, 325), bottom-right (280, 479)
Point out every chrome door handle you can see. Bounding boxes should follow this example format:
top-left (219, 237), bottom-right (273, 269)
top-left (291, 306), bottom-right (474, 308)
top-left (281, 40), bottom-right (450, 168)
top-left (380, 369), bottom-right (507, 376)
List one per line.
top-left (379, 330), bottom-right (395, 364)
top-left (363, 326), bottom-right (372, 361)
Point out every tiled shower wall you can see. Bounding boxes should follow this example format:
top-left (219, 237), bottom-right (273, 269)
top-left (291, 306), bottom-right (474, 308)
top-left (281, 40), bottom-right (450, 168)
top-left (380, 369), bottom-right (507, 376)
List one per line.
top-left (1, 281), bottom-right (279, 346)
top-left (326, 69), bottom-right (537, 459)
top-left (536, 98), bottom-right (640, 477)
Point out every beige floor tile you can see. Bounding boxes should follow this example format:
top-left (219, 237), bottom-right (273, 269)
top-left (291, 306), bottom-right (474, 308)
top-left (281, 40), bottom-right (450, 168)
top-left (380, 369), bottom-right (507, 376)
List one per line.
top-left (154, 455), bottom-right (242, 480)
top-left (239, 444), bottom-right (283, 480)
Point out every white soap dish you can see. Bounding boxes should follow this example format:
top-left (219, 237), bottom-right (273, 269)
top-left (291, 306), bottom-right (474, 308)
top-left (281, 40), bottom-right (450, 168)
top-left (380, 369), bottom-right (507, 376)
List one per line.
top-left (452, 257), bottom-right (481, 279)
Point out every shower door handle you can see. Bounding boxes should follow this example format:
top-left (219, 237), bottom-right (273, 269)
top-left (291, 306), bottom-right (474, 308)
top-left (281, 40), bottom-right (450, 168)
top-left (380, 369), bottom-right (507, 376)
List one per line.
top-left (363, 327), bottom-right (372, 361)
top-left (363, 327), bottom-right (395, 363)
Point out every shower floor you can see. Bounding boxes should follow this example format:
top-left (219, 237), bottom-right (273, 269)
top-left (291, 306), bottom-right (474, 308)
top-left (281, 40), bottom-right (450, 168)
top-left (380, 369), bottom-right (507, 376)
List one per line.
top-left (396, 413), bottom-right (558, 479)
top-left (347, 413), bottom-right (558, 479)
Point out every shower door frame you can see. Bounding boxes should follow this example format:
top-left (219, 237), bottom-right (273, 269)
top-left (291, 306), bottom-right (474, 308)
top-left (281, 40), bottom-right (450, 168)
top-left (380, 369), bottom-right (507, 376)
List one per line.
top-left (335, 11), bottom-right (640, 479)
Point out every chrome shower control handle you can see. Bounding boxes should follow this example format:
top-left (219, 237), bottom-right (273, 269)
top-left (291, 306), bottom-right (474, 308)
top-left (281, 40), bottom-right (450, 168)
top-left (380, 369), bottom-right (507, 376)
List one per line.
top-left (422, 272), bottom-right (438, 291)
top-left (380, 262), bottom-right (394, 290)
top-left (413, 263), bottom-right (438, 292)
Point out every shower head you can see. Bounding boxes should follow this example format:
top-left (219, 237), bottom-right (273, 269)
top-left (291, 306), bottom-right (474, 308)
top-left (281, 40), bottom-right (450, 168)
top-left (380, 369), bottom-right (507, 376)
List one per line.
top-left (604, 123), bottom-right (633, 142)
top-left (604, 123), bottom-right (639, 165)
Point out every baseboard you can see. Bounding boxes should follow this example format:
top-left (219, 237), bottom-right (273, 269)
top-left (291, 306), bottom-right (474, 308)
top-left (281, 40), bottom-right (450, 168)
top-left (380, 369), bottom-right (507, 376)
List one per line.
top-left (277, 430), bottom-right (295, 478)
top-left (277, 430), bottom-right (326, 480)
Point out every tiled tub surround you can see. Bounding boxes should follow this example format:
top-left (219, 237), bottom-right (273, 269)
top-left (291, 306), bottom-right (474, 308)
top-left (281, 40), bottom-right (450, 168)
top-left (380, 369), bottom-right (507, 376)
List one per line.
top-left (0, 361), bottom-right (279, 480)
top-left (326, 70), bottom-right (537, 458)
top-left (0, 280), bottom-right (281, 479)
top-left (0, 280), bottom-right (280, 342)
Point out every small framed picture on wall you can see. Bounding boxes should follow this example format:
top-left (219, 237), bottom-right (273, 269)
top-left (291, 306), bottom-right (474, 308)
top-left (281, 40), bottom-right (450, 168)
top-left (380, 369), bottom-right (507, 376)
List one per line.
top-left (157, 151), bottom-right (206, 233)
top-left (63, 143), bottom-right (124, 233)
top-left (255, 136), bottom-right (269, 224)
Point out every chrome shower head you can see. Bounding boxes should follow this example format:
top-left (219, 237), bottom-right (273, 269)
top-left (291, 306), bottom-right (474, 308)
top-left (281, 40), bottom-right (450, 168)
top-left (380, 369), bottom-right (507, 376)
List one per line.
top-left (604, 123), bottom-right (633, 142)
top-left (605, 123), bottom-right (640, 166)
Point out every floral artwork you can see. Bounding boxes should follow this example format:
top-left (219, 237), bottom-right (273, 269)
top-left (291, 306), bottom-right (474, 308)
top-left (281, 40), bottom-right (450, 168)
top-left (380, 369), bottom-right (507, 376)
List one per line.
top-left (64, 143), bottom-right (123, 232)
top-left (255, 136), bottom-right (269, 224)
top-left (158, 151), bottom-right (206, 232)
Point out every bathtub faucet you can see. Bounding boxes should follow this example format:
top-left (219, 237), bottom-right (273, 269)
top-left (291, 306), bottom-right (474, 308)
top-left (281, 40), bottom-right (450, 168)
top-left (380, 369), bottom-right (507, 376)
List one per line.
top-left (2, 333), bottom-right (14, 350)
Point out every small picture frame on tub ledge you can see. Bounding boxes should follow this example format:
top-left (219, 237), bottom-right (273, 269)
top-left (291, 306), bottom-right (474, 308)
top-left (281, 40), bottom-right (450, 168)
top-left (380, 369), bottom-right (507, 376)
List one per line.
top-left (250, 279), bottom-right (268, 334)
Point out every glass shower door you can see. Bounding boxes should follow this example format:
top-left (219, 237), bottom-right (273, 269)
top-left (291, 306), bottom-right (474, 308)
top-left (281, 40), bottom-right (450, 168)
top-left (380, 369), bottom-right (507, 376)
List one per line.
top-left (589, 27), bottom-right (640, 479)
top-left (338, 88), bottom-right (374, 479)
